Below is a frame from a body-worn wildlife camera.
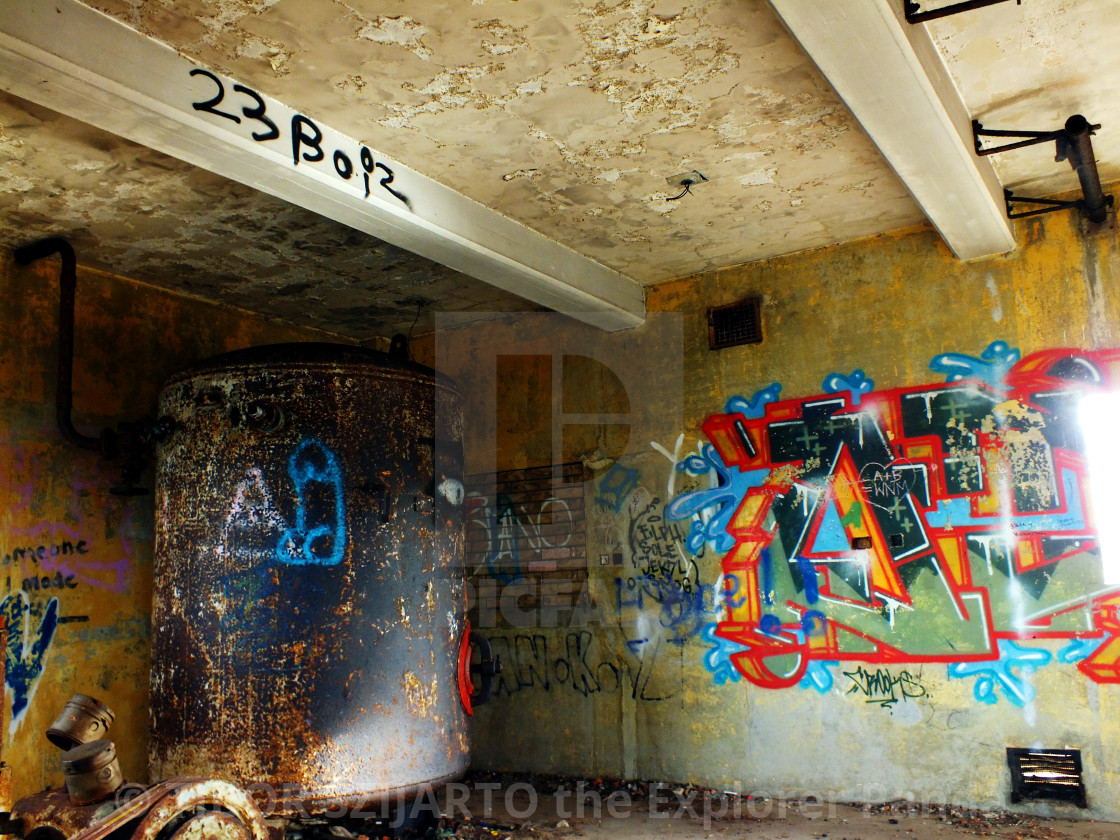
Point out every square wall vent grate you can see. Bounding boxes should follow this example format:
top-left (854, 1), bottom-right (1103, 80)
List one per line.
top-left (1007, 748), bottom-right (1087, 808)
top-left (708, 298), bottom-right (762, 350)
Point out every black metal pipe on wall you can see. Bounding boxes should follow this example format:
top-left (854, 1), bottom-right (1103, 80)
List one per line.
top-left (12, 238), bottom-right (101, 452)
top-left (1063, 115), bottom-right (1109, 224)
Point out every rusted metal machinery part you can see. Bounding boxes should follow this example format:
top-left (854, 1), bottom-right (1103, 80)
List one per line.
top-left (47, 695), bottom-right (116, 750)
top-left (10, 779), bottom-right (272, 840)
top-left (0, 769), bottom-right (12, 837)
top-left (10, 786), bottom-right (110, 840)
top-left (61, 740), bottom-right (123, 806)
top-left (10, 781), bottom-right (178, 840)
top-left (150, 343), bottom-right (469, 817)
top-left (130, 779), bottom-right (270, 840)
top-left (157, 812), bottom-right (249, 840)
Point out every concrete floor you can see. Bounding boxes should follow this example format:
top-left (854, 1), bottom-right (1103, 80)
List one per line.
top-left (435, 776), bottom-right (1117, 840)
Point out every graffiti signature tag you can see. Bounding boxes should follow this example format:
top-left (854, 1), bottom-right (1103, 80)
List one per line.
top-left (843, 665), bottom-right (927, 708)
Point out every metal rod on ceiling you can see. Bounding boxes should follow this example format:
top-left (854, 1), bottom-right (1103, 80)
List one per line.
top-left (972, 121), bottom-right (1063, 157)
top-left (1003, 190), bottom-right (1082, 220)
top-left (904, 0), bottom-right (1020, 24)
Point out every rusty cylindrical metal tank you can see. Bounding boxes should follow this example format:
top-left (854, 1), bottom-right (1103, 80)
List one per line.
top-left (149, 343), bottom-right (468, 816)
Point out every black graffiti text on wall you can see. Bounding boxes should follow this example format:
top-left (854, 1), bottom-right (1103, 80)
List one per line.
top-left (188, 68), bottom-right (409, 207)
top-left (843, 665), bottom-right (928, 708)
top-left (488, 631), bottom-right (674, 702)
top-left (3, 538), bottom-right (89, 567)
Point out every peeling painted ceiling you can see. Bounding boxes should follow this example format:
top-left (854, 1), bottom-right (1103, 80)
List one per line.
top-left (1, 0), bottom-right (1116, 339)
top-left (0, 92), bottom-right (542, 341)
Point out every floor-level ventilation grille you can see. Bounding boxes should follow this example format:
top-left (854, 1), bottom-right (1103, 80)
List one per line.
top-left (1007, 748), bottom-right (1086, 807)
top-left (708, 298), bottom-right (762, 350)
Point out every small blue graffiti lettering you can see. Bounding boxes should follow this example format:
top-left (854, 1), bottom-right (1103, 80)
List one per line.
top-left (596, 463), bottom-right (641, 513)
top-left (930, 340), bottom-right (1020, 388)
top-left (725, 383), bottom-right (782, 419)
top-left (799, 660), bottom-right (839, 694)
top-left (615, 574), bottom-right (720, 640)
top-left (666, 444), bottom-right (768, 554)
top-left (2, 592), bottom-right (60, 729)
top-left (947, 639), bottom-right (1052, 706)
top-left (275, 440), bottom-right (346, 566)
top-left (722, 572), bottom-right (746, 609)
top-left (822, 369), bottom-right (874, 406)
top-left (1057, 637), bottom-right (1106, 664)
top-left (701, 622), bottom-right (748, 685)
top-left (924, 468), bottom-right (1086, 532)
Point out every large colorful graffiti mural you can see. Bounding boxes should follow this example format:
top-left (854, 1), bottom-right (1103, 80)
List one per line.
top-left (678, 343), bottom-right (1120, 704)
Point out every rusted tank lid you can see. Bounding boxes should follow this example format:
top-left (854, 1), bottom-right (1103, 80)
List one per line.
top-left (164, 342), bottom-right (456, 391)
top-left (61, 739), bottom-right (116, 772)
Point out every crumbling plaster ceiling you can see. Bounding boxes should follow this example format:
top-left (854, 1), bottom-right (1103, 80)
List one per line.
top-left (1, 0), bottom-right (1117, 339)
top-left (0, 92), bottom-right (541, 341)
top-left (84, 0), bottom-right (925, 282)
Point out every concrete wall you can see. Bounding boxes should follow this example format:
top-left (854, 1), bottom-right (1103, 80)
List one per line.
top-left (0, 252), bottom-right (339, 800)
top-left (429, 197), bottom-right (1120, 819)
top-left (4, 189), bottom-right (1120, 819)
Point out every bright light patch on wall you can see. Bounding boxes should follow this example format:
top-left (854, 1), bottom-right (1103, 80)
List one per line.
top-left (1080, 392), bottom-right (1120, 585)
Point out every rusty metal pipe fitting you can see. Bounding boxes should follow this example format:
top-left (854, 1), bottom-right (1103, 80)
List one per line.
top-left (1063, 115), bottom-right (1109, 224)
top-left (46, 695), bottom-right (116, 750)
top-left (61, 740), bottom-right (123, 806)
top-left (12, 238), bottom-right (101, 452)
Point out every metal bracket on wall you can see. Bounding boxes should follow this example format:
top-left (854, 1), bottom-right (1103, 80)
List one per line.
top-left (904, 0), bottom-right (1021, 24)
top-left (1002, 189), bottom-right (1114, 220)
top-left (974, 116), bottom-right (1113, 224)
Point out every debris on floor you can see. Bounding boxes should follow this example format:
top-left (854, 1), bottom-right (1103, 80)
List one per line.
top-left (420, 772), bottom-right (1110, 840)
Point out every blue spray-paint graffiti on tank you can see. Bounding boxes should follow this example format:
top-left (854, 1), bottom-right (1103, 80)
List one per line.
top-left (947, 639), bottom-right (1052, 706)
top-left (2, 592), bottom-right (60, 730)
top-left (276, 439), bottom-right (347, 566)
top-left (930, 340), bottom-right (1020, 388)
top-left (666, 444), bottom-right (768, 554)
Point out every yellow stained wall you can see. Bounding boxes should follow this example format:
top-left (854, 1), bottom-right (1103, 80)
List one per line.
top-left (0, 253), bottom-right (340, 800)
top-left (2, 187), bottom-right (1118, 816)
top-left (428, 192), bottom-right (1120, 818)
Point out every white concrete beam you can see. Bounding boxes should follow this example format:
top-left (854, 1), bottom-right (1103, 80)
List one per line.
top-left (767, 0), bottom-right (1015, 260)
top-left (0, 0), bottom-right (645, 331)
